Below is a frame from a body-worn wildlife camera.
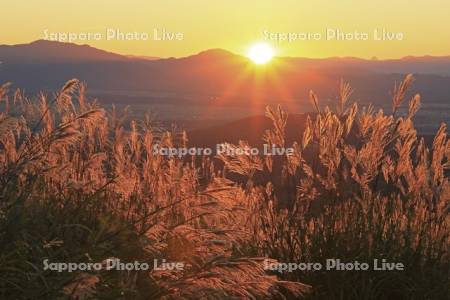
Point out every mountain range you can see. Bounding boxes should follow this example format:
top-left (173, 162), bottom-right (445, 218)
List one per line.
top-left (1, 40), bottom-right (450, 103)
top-left (0, 40), bottom-right (449, 134)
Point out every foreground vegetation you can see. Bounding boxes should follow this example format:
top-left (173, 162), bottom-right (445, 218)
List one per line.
top-left (0, 76), bottom-right (448, 299)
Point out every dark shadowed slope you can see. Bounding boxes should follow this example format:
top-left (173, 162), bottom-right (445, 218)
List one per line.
top-left (188, 114), bottom-right (309, 147)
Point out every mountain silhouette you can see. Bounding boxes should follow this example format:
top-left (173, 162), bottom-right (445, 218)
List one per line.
top-left (0, 40), bottom-right (449, 109)
top-left (0, 40), bottom-right (129, 63)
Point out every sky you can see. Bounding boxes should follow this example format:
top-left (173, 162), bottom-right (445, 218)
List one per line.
top-left (1, 0), bottom-right (450, 58)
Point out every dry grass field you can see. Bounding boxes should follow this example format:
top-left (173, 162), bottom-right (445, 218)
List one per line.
top-left (0, 76), bottom-right (448, 299)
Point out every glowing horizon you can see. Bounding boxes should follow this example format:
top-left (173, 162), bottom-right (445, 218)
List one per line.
top-left (247, 43), bottom-right (274, 64)
top-left (2, 0), bottom-right (450, 59)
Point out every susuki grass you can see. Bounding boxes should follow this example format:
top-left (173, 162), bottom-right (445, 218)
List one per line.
top-left (0, 80), bottom-right (310, 299)
top-left (0, 75), bottom-right (448, 299)
top-left (221, 76), bottom-right (449, 299)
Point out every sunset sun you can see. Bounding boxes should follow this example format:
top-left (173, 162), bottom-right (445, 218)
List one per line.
top-left (247, 43), bottom-right (274, 64)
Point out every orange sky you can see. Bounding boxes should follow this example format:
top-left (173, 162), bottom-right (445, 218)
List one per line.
top-left (1, 0), bottom-right (450, 58)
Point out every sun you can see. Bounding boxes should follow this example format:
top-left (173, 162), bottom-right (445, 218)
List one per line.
top-left (247, 43), bottom-right (274, 64)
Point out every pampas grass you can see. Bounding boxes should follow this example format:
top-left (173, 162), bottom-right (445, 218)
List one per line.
top-left (217, 74), bottom-right (449, 299)
top-left (0, 75), bottom-right (448, 299)
top-left (0, 80), bottom-right (309, 299)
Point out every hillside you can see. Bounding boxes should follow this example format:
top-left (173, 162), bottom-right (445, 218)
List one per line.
top-left (0, 40), bottom-right (129, 63)
top-left (188, 114), bottom-right (309, 147)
